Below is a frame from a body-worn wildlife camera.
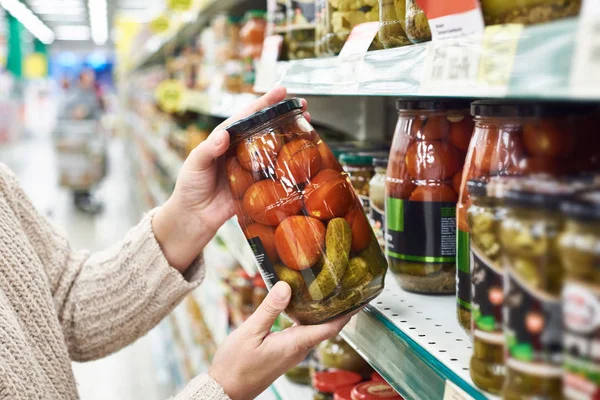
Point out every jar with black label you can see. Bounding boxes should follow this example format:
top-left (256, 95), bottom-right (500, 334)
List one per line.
top-left (386, 99), bottom-right (471, 294)
top-left (225, 98), bottom-right (387, 325)
top-left (369, 157), bottom-right (387, 250)
top-left (558, 191), bottom-right (600, 400)
top-left (500, 180), bottom-right (585, 399)
top-left (339, 152), bottom-right (380, 215)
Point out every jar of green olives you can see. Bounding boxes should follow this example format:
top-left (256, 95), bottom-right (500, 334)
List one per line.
top-left (369, 157), bottom-right (387, 250)
top-left (312, 335), bottom-right (372, 379)
top-left (558, 191), bottom-right (600, 400)
top-left (340, 152), bottom-right (381, 214)
top-left (500, 180), bottom-right (581, 400)
top-left (286, 0), bottom-right (317, 59)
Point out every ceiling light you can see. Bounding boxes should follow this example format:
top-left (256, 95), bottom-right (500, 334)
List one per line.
top-left (88, 0), bottom-right (107, 45)
top-left (0, 0), bottom-right (54, 43)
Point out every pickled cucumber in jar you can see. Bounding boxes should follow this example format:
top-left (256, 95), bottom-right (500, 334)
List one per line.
top-left (378, 0), bottom-right (411, 49)
top-left (500, 180), bottom-right (582, 400)
top-left (286, 0), bottom-right (317, 59)
top-left (405, 0), bottom-right (430, 43)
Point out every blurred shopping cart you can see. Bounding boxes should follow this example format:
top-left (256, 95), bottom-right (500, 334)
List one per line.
top-left (54, 119), bottom-right (107, 213)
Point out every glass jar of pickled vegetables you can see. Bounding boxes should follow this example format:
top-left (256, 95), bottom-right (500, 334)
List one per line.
top-left (499, 181), bottom-right (580, 400)
top-left (313, 371), bottom-right (362, 400)
top-left (225, 98), bottom-right (387, 325)
top-left (480, 0), bottom-right (581, 25)
top-left (286, 0), bottom-right (317, 59)
top-left (558, 191), bottom-right (600, 400)
top-left (378, 0), bottom-right (410, 49)
top-left (386, 99), bottom-right (472, 294)
top-left (456, 101), bottom-right (598, 335)
top-left (281, 316), bottom-right (312, 384)
top-left (369, 157), bottom-right (387, 250)
top-left (404, 0), bottom-right (430, 43)
top-left (467, 178), bottom-right (505, 394)
top-left (312, 335), bottom-right (372, 378)
top-left (340, 152), bottom-right (380, 214)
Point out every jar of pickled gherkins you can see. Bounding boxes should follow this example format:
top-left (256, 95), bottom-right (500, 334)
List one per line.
top-left (340, 152), bottom-right (380, 214)
top-left (404, 0), bottom-right (430, 43)
top-left (286, 0), bottom-right (317, 59)
top-left (313, 371), bottom-right (362, 400)
top-left (378, 0), bottom-right (410, 49)
top-left (456, 101), bottom-right (599, 335)
top-left (558, 191), bottom-right (600, 400)
top-left (312, 335), bottom-right (372, 378)
top-left (480, 0), bottom-right (581, 25)
top-left (386, 99), bottom-right (472, 294)
top-left (225, 98), bottom-right (387, 325)
top-left (369, 157), bottom-right (387, 250)
top-left (467, 178), bottom-right (508, 394)
top-left (500, 180), bottom-right (584, 400)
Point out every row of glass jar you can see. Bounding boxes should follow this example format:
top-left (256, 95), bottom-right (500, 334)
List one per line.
top-left (268, 0), bottom-right (582, 59)
top-left (466, 176), bottom-right (600, 400)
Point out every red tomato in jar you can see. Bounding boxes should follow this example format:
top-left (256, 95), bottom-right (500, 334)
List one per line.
top-left (515, 157), bottom-right (561, 175)
top-left (386, 156), bottom-right (416, 199)
top-left (244, 223), bottom-right (278, 262)
top-left (523, 119), bottom-right (575, 158)
top-left (317, 140), bottom-right (341, 171)
top-left (227, 156), bottom-right (256, 199)
top-left (405, 140), bottom-right (461, 181)
top-left (409, 183), bottom-right (458, 202)
top-left (243, 180), bottom-right (303, 225)
top-left (276, 139), bottom-right (322, 185)
top-left (449, 117), bottom-right (474, 152)
top-left (275, 216), bottom-right (326, 270)
top-left (344, 208), bottom-right (372, 253)
top-left (304, 169), bottom-right (355, 220)
top-left (236, 132), bottom-right (283, 172)
top-left (279, 118), bottom-right (317, 142)
top-left (415, 115), bottom-right (450, 141)
top-left (452, 168), bottom-right (463, 195)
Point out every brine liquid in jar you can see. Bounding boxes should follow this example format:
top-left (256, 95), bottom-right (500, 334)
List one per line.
top-left (386, 99), bottom-right (472, 295)
top-left (225, 98), bottom-right (387, 325)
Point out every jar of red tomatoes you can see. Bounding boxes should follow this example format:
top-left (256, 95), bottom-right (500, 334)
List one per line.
top-left (386, 99), bottom-right (473, 294)
top-left (225, 99), bottom-right (388, 325)
top-left (456, 100), bottom-right (600, 334)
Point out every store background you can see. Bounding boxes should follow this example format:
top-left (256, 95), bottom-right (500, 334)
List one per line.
top-left (0, 0), bottom-right (598, 399)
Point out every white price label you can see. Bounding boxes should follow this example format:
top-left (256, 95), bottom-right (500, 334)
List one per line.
top-left (419, 39), bottom-right (481, 95)
top-left (428, 9), bottom-right (484, 40)
top-left (339, 22), bottom-right (379, 57)
top-left (570, 0), bottom-right (600, 97)
top-left (443, 380), bottom-right (473, 400)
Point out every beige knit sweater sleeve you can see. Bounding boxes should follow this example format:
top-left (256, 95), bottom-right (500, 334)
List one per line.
top-left (1, 165), bottom-right (231, 400)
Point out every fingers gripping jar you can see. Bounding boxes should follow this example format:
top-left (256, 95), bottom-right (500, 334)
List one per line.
top-left (225, 99), bottom-right (387, 325)
top-left (386, 99), bottom-right (472, 294)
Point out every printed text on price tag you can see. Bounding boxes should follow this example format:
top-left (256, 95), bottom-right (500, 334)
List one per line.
top-left (443, 380), bottom-right (474, 400)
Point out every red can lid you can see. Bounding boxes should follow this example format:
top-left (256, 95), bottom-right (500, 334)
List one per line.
top-left (333, 385), bottom-right (356, 400)
top-left (370, 372), bottom-right (385, 383)
top-left (313, 371), bottom-right (362, 394)
top-left (351, 382), bottom-right (403, 400)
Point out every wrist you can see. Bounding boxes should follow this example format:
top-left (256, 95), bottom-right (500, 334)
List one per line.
top-left (152, 198), bottom-right (215, 272)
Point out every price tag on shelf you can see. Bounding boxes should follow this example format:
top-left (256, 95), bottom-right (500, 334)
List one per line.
top-left (443, 380), bottom-right (473, 400)
top-left (476, 24), bottom-right (523, 95)
top-left (419, 38), bottom-right (481, 95)
top-left (261, 35), bottom-right (284, 64)
top-left (570, 0), bottom-right (600, 97)
top-left (339, 22), bottom-right (379, 57)
top-left (417, 0), bottom-right (484, 40)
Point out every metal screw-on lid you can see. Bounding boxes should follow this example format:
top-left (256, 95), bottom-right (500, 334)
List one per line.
top-left (396, 98), bottom-right (472, 111)
top-left (225, 98), bottom-right (303, 138)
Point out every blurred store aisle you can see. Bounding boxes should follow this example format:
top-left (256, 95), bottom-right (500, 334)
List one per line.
top-left (0, 129), bottom-right (170, 400)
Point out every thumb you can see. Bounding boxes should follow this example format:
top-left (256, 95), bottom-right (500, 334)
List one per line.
top-left (187, 129), bottom-right (230, 172)
top-left (243, 281), bottom-right (291, 337)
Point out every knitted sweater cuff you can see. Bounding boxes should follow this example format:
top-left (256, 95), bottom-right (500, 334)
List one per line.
top-left (172, 374), bottom-right (231, 400)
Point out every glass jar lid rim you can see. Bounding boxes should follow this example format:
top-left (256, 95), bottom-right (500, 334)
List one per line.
top-left (395, 98), bottom-right (472, 111)
top-left (466, 179), bottom-right (487, 197)
top-left (340, 151), bottom-right (386, 165)
top-left (225, 98), bottom-right (303, 139)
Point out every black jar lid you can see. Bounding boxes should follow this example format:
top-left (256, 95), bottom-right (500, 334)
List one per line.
top-left (504, 177), bottom-right (588, 211)
top-left (562, 190), bottom-right (600, 221)
top-left (470, 100), bottom-right (596, 118)
top-left (225, 98), bottom-right (303, 138)
top-left (396, 98), bottom-right (472, 111)
top-left (467, 179), bottom-right (487, 198)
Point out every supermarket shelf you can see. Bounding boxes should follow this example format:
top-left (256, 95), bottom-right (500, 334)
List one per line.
top-left (255, 18), bottom-right (586, 100)
top-left (271, 376), bottom-right (313, 400)
top-left (341, 274), bottom-right (499, 400)
top-left (183, 90), bottom-right (258, 118)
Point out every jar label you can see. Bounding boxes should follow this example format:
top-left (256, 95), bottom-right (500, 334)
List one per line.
top-left (504, 269), bottom-right (562, 377)
top-left (563, 281), bottom-right (600, 400)
top-left (456, 229), bottom-right (471, 311)
top-left (288, 0), bottom-right (316, 27)
top-left (369, 201), bottom-right (384, 249)
top-left (247, 237), bottom-right (278, 288)
top-left (385, 198), bottom-right (456, 263)
top-left (471, 245), bottom-right (503, 344)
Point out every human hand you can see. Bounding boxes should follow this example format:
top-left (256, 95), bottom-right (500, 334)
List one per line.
top-left (209, 281), bottom-right (355, 400)
top-left (153, 87), bottom-right (310, 271)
